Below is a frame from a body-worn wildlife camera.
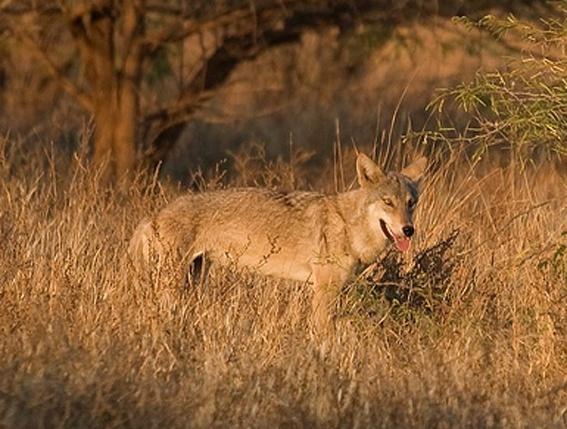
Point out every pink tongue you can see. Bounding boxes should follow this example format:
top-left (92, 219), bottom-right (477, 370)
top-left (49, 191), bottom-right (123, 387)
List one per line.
top-left (394, 237), bottom-right (411, 252)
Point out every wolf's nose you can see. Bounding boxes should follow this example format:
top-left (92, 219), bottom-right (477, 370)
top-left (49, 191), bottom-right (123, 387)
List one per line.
top-left (402, 225), bottom-right (414, 237)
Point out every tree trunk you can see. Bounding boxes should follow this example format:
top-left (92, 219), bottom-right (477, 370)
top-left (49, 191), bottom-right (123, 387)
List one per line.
top-left (92, 81), bottom-right (138, 182)
top-left (113, 85), bottom-right (138, 178)
top-left (71, 0), bottom-right (142, 182)
top-left (112, 0), bottom-right (143, 179)
top-left (92, 96), bottom-right (117, 175)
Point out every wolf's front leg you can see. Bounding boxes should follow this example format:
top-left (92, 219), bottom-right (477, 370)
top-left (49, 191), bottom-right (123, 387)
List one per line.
top-left (310, 263), bottom-right (352, 335)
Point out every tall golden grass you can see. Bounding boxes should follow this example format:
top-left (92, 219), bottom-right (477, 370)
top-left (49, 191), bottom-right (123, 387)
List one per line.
top-left (0, 134), bottom-right (565, 428)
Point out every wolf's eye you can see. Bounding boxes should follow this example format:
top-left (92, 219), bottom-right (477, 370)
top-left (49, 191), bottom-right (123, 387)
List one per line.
top-left (383, 197), bottom-right (394, 207)
top-left (408, 199), bottom-right (415, 208)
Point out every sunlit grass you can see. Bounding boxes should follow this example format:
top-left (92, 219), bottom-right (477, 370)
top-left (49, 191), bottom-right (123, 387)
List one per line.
top-left (0, 132), bottom-right (565, 428)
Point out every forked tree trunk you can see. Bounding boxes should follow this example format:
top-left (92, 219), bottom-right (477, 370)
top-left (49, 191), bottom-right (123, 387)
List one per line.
top-left (112, 0), bottom-right (143, 178)
top-left (71, 0), bottom-right (142, 181)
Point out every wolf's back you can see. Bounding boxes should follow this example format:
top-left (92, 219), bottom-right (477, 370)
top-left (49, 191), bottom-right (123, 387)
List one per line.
top-left (127, 188), bottom-right (321, 275)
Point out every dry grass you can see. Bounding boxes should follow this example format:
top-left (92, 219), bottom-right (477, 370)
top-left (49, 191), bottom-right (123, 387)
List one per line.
top-left (0, 135), bottom-right (566, 428)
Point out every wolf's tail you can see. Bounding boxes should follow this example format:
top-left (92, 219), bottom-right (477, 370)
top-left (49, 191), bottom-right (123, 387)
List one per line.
top-left (128, 217), bottom-right (155, 273)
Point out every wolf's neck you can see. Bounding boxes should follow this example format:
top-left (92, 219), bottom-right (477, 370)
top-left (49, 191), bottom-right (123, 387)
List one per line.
top-left (333, 189), bottom-right (385, 263)
top-left (333, 189), bottom-right (365, 221)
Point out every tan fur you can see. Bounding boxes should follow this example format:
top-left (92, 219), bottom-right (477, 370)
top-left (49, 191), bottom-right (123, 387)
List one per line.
top-left (129, 154), bottom-right (427, 332)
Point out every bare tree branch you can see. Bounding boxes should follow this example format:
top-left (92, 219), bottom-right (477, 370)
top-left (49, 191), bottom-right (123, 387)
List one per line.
top-left (119, 0), bottom-right (145, 77)
top-left (145, 3), bottom-right (182, 16)
top-left (9, 27), bottom-right (94, 112)
top-left (0, 1), bottom-right (61, 16)
top-left (142, 2), bottom-right (287, 53)
top-left (145, 90), bottom-right (215, 130)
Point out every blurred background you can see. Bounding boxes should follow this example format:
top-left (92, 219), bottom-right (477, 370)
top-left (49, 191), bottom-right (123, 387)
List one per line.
top-left (1, 4), bottom-right (566, 427)
top-left (0, 1), bottom-right (559, 181)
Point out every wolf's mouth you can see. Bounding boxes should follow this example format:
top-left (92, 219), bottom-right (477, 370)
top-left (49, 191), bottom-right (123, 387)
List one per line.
top-left (379, 219), bottom-right (395, 242)
top-left (379, 219), bottom-right (411, 252)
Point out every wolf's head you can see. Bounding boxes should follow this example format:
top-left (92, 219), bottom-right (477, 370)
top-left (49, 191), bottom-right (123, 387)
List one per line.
top-left (356, 153), bottom-right (427, 253)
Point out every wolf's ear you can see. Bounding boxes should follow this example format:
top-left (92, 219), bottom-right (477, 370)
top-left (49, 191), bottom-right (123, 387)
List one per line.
top-left (356, 153), bottom-right (385, 188)
top-left (401, 156), bottom-right (427, 183)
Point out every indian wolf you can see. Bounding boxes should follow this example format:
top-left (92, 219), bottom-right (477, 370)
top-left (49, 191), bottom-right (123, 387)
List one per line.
top-left (129, 153), bottom-right (427, 332)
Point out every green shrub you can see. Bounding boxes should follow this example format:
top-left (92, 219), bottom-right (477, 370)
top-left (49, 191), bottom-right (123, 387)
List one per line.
top-left (430, 3), bottom-right (567, 157)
